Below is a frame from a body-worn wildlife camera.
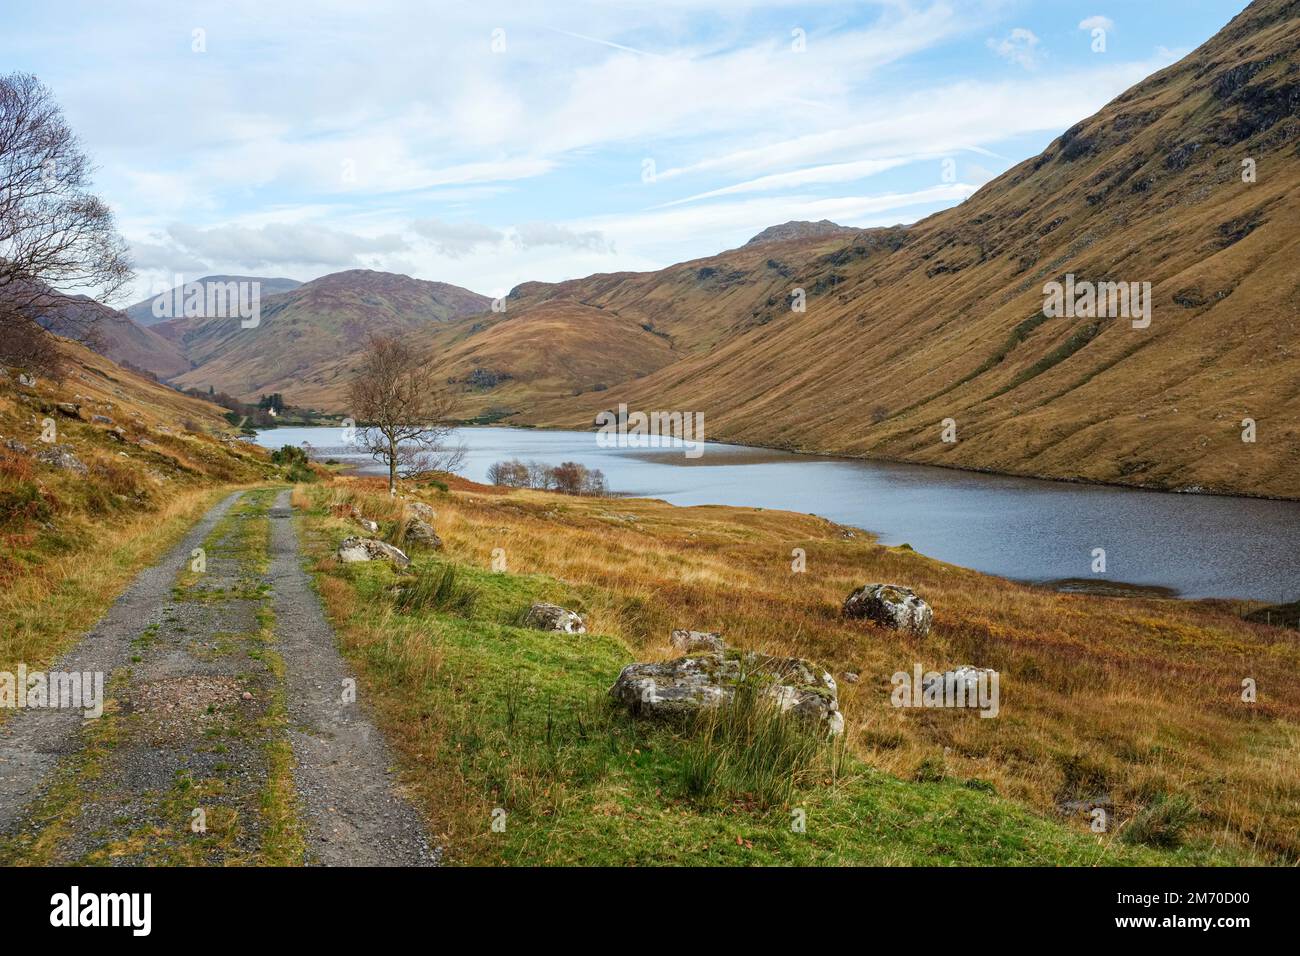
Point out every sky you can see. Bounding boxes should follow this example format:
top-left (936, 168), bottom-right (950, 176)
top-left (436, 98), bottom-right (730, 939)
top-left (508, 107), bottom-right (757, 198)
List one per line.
top-left (2, 0), bottom-right (1252, 304)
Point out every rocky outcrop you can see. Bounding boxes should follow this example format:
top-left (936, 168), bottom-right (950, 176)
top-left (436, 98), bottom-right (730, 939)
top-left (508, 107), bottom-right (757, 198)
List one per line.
top-left (336, 536), bottom-right (410, 568)
top-left (34, 444), bottom-right (87, 474)
top-left (522, 603), bottom-right (587, 633)
top-left (745, 219), bottom-right (861, 246)
top-left (670, 629), bottom-right (725, 653)
top-left (611, 650), bottom-right (844, 736)
top-left (404, 517), bottom-right (443, 550)
top-left (842, 583), bottom-right (933, 636)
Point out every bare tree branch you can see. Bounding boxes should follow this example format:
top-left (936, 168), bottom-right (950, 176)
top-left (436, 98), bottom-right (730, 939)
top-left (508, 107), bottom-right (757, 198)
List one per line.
top-left (0, 72), bottom-right (133, 377)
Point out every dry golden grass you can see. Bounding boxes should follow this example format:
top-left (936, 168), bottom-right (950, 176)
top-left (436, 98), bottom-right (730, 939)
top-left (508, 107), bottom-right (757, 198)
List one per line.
top-left (0, 338), bottom-right (275, 692)
top-left (321, 475), bottom-right (1299, 861)
top-left (0, 485), bottom-right (231, 680)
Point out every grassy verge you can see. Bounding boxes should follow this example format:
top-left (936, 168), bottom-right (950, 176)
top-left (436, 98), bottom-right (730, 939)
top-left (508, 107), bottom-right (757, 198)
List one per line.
top-left (294, 479), bottom-right (1290, 865)
top-left (0, 484), bottom-right (234, 685)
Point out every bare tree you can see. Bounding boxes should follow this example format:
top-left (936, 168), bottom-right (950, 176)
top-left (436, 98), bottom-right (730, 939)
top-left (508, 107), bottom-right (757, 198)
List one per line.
top-left (486, 458), bottom-right (529, 487)
top-left (0, 73), bottom-right (133, 377)
top-left (347, 334), bottom-right (465, 496)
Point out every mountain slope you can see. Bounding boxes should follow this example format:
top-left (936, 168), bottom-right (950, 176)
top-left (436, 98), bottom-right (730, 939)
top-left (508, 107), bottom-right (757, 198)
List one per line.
top-left (36, 293), bottom-right (191, 380)
top-left (125, 275), bottom-right (302, 326)
top-left (509, 0), bottom-right (1300, 499)
top-left (164, 270), bottom-right (490, 400)
top-left (282, 296), bottom-right (681, 414)
top-left (745, 219), bottom-right (863, 246)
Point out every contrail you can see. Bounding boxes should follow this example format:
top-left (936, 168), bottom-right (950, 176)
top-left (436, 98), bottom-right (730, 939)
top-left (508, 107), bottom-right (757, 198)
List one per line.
top-left (549, 27), bottom-right (663, 58)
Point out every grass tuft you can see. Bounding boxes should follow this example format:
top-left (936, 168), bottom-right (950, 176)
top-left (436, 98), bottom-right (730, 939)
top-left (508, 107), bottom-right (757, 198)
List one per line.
top-left (393, 564), bottom-right (479, 616)
top-left (1122, 793), bottom-right (1199, 849)
top-left (679, 686), bottom-right (827, 809)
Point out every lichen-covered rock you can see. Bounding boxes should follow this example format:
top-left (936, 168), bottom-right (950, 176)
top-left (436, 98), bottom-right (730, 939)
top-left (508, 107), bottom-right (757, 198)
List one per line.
top-left (337, 536), bottom-right (410, 568)
top-left (522, 602), bottom-right (586, 633)
top-left (407, 501), bottom-right (437, 522)
top-left (670, 629), bottom-right (725, 653)
top-left (55, 402), bottom-right (81, 418)
top-left (404, 517), bottom-right (443, 549)
top-left (610, 650), bottom-right (844, 736)
top-left (35, 444), bottom-right (87, 474)
top-left (91, 414), bottom-right (113, 425)
top-left (842, 583), bottom-right (933, 636)
top-left (921, 665), bottom-right (995, 696)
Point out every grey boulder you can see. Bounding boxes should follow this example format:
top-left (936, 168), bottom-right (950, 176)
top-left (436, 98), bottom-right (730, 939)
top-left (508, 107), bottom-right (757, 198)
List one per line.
top-left (407, 501), bottom-right (437, 522)
top-left (404, 517), bottom-right (443, 550)
top-left (611, 650), bottom-right (844, 736)
top-left (842, 583), bottom-right (933, 636)
top-left (35, 444), bottom-right (87, 474)
top-left (337, 536), bottom-right (410, 568)
top-left (522, 603), bottom-right (586, 633)
top-left (670, 629), bottom-right (725, 653)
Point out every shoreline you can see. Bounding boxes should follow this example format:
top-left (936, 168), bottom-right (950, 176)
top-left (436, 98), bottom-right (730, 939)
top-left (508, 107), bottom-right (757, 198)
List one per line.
top-left (259, 425), bottom-right (1296, 606)
top-left (502, 421), bottom-right (1300, 504)
top-left (260, 418), bottom-right (1298, 502)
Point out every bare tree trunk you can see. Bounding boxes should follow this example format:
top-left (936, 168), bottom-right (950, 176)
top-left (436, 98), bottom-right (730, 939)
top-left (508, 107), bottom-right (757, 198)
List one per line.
top-left (388, 437), bottom-right (398, 497)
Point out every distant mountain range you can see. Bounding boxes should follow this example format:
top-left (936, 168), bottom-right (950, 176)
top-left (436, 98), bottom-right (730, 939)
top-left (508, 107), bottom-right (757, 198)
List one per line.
top-left (156, 269), bottom-right (490, 400)
top-left (52, 0), bottom-right (1300, 497)
top-left (125, 275), bottom-right (303, 326)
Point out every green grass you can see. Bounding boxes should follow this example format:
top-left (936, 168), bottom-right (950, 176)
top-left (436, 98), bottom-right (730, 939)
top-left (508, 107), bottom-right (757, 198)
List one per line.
top-left (393, 563), bottom-right (479, 616)
top-left (300, 487), bottom-right (1244, 866)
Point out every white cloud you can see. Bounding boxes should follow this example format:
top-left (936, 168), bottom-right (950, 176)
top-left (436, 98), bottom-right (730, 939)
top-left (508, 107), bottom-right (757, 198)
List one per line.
top-left (163, 222), bottom-right (408, 270)
top-left (412, 219), bottom-right (505, 257)
top-left (512, 222), bottom-right (614, 253)
top-left (661, 157), bottom-right (914, 206)
top-left (1079, 16), bottom-right (1115, 32)
top-left (585, 184), bottom-right (979, 259)
top-left (988, 28), bottom-right (1043, 70)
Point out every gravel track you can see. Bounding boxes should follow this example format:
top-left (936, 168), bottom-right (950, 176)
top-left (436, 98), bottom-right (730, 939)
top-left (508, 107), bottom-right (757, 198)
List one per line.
top-left (0, 488), bottom-right (437, 866)
top-left (270, 489), bottom-right (437, 866)
top-left (0, 490), bottom-right (242, 838)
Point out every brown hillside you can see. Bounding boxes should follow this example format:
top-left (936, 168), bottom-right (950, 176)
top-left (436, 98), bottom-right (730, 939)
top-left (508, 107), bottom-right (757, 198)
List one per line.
top-left (165, 270), bottom-right (490, 401)
top-left (511, 0), bottom-right (1300, 499)
top-left (284, 296), bottom-right (680, 415)
top-left (37, 293), bottom-right (191, 381)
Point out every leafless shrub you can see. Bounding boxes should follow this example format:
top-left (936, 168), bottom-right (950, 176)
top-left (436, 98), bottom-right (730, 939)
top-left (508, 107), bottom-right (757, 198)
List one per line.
top-left (487, 457), bottom-right (609, 496)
